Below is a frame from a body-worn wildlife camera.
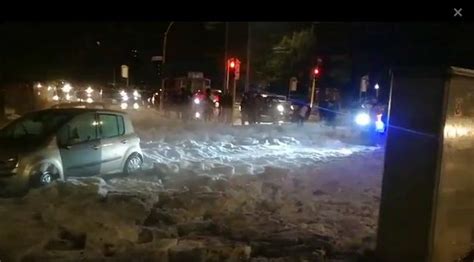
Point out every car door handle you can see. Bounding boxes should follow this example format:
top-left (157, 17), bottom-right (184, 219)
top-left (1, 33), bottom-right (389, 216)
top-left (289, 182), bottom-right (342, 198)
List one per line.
top-left (121, 139), bottom-right (128, 144)
top-left (92, 144), bottom-right (101, 150)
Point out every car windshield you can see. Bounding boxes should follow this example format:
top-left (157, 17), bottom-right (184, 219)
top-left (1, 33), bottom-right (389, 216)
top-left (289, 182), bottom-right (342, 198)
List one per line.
top-left (267, 96), bottom-right (287, 104)
top-left (0, 111), bottom-right (74, 142)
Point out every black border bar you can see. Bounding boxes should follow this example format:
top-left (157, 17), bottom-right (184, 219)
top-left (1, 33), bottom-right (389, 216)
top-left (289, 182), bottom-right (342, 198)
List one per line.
top-left (0, 5), bottom-right (471, 22)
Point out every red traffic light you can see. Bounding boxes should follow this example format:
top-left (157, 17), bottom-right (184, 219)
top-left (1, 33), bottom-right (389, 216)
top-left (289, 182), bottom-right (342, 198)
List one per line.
top-left (230, 61), bottom-right (236, 68)
top-left (314, 68), bottom-right (320, 75)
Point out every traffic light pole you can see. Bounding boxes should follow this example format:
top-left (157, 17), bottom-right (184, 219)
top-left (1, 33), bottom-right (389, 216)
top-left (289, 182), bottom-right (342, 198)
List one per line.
top-left (310, 77), bottom-right (316, 108)
top-left (232, 77), bottom-right (237, 125)
top-left (226, 65), bottom-right (230, 94)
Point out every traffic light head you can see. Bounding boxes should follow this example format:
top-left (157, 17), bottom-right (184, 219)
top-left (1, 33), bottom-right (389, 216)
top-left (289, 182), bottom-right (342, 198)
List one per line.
top-left (314, 68), bottom-right (320, 76)
top-left (230, 61), bottom-right (236, 69)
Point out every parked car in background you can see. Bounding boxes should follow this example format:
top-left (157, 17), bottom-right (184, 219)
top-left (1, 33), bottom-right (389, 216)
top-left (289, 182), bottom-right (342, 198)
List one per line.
top-left (241, 92), bottom-right (294, 124)
top-left (0, 108), bottom-right (143, 195)
top-left (259, 94), bottom-right (293, 123)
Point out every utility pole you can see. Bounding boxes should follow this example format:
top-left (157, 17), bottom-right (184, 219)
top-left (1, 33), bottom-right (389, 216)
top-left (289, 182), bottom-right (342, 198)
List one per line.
top-left (112, 68), bottom-right (116, 87)
top-left (310, 66), bottom-right (321, 108)
top-left (224, 22), bottom-right (229, 93)
top-left (245, 22), bottom-right (251, 92)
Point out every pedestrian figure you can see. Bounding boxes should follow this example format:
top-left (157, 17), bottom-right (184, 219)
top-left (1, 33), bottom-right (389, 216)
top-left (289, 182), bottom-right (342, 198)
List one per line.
top-left (162, 91), bottom-right (172, 118)
top-left (203, 88), bottom-right (213, 122)
top-left (325, 98), bottom-right (338, 128)
top-left (297, 104), bottom-right (310, 127)
top-left (220, 93), bottom-right (233, 124)
top-left (178, 87), bottom-right (191, 122)
top-left (240, 93), bottom-right (250, 125)
top-left (252, 94), bottom-right (263, 124)
top-left (319, 99), bottom-right (328, 122)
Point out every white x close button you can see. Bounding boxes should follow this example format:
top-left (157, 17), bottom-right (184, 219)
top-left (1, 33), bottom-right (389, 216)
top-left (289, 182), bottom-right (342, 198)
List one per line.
top-left (454, 8), bottom-right (463, 17)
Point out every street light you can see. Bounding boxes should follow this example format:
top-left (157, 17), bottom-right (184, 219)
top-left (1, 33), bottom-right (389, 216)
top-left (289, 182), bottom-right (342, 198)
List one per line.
top-left (162, 21), bottom-right (175, 64)
top-left (375, 83), bottom-right (380, 99)
top-left (62, 83), bottom-right (72, 93)
top-left (160, 21), bottom-right (175, 112)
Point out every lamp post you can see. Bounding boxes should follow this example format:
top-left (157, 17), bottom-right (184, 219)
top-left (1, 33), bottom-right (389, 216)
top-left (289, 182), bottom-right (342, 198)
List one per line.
top-left (160, 22), bottom-right (174, 111)
top-left (162, 21), bottom-right (174, 64)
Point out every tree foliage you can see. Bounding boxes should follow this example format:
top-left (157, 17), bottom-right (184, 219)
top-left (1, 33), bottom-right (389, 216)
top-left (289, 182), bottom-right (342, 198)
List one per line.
top-left (253, 27), bottom-right (316, 87)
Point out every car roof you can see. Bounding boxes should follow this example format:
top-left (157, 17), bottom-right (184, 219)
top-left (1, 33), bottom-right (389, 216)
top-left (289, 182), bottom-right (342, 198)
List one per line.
top-left (52, 102), bottom-right (106, 107)
top-left (34, 108), bottom-right (127, 116)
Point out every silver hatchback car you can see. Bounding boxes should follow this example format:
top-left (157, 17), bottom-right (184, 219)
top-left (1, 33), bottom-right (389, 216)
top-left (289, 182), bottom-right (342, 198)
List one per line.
top-left (0, 108), bottom-right (143, 194)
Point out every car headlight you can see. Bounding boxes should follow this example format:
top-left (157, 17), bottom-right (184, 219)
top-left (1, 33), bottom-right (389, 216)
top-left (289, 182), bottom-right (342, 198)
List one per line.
top-left (194, 98), bottom-right (200, 105)
top-left (86, 98), bottom-right (93, 104)
top-left (195, 112), bottom-right (201, 118)
top-left (133, 102), bottom-right (139, 109)
top-left (355, 112), bottom-right (371, 126)
top-left (277, 104), bottom-right (284, 112)
top-left (120, 102), bottom-right (128, 110)
top-left (290, 105), bottom-right (294, 110)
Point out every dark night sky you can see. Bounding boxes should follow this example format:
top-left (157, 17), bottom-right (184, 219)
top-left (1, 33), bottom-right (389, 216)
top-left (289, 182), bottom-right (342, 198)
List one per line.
top-left (0, 22), bottom-right (249, 87)
top-left (1, 22), bottom-right (474, 95)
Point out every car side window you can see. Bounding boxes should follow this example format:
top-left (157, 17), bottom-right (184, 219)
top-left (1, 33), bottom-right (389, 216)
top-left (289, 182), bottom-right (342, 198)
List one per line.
top-left (117, 116), bottom-right (125, 135)
top-left (57, 113), bottom-right (98, 145)
top-left (98, 114), bottom-right (124, 139)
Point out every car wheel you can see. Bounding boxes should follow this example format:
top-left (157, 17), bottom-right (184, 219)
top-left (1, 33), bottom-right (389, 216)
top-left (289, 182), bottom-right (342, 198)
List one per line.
top-left (31, 163), bottom-right (59, 188)
top-left (124, 153), bottom-right (143, 175)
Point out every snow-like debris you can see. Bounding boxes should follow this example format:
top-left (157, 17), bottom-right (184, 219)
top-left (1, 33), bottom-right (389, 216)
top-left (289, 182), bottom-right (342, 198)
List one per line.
top-left (0, 111), bottom-right (385, 261)
top-left (131, 111), bottom-right (379, 177)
